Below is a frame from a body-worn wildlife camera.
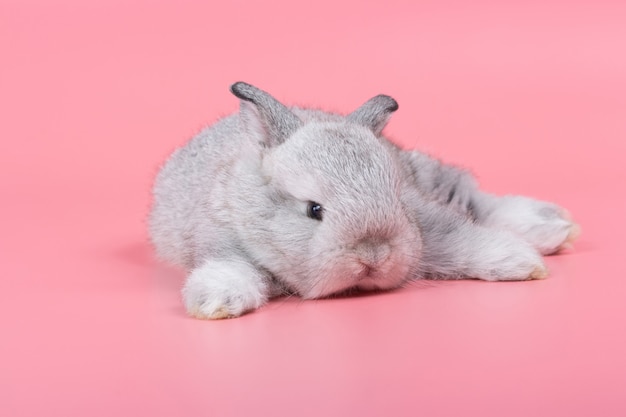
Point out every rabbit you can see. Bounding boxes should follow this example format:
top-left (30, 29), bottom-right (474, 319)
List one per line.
top-left (149, 82), bottom-right (580, 319)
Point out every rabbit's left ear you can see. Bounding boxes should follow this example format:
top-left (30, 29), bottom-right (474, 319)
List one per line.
top-left (230, 82), bottom-right (302, 148)
top-left (347, 95), bottom-right (398, 136)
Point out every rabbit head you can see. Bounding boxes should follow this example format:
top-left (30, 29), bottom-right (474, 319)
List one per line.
top-left (230, 82), bottom-right (422, 298)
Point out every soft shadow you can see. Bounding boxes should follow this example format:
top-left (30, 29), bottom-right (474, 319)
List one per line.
top-left (114, 241), bottom-right (158, 266)
top-left (114, 241), bottom-right (185, 292)
top-left (314, 278), bottom-right (446, 301)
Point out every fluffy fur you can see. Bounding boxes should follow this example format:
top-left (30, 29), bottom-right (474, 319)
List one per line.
top-left (149, 82), bottom-right (579, 319)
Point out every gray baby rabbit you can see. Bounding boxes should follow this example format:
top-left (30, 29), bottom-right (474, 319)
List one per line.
top-left (149, 82), bottom-right (580, 319)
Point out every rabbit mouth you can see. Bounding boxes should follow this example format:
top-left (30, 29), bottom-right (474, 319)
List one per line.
top-left (353, 266), bottom-right (390, 291)
top-left (356, 264), bottom-right (374, 280)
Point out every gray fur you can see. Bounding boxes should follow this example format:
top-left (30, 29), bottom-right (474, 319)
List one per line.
top-left (346, 94), bottom-right (398, 135)
top-left (230, 82), bottom-right (302, 147)
top-left (149, 82), bottom-right (579, 319)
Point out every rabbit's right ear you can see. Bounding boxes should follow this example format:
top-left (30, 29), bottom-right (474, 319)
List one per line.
top-left (230, 82), bottom-right (302, 147)
top-left (347, 94), bottom-right (398, 136)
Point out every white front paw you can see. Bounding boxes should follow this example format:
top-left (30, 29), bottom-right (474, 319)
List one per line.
top-left (182, 261), bottom-right (268, 319)
top-left (484, 196), bottom-right (580, 255)
top-left (473, 231), bottom-right (547, 281)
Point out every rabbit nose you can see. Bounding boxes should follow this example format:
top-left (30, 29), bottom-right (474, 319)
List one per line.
top-left (355, 240), bottom-right (391, 270)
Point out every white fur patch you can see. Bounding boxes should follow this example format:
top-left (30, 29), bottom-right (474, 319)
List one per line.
top-left (467, 229), bottom-right (548, 281)
top-left (481, 196), bottom-right (580, 255)
top-left (182, 260), bottom-right (269, 319)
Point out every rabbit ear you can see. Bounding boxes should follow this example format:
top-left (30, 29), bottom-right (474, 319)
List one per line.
top-left (347, 95), bottom-right (398, 136)
top-left (230, 82), bottom-right (302, 147)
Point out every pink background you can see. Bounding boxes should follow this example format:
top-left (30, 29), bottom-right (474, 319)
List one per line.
top-left (2, 0), bottom-right (625, 416)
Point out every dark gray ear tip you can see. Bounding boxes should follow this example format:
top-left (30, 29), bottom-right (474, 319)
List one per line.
top-left (376, 94), bottom-right (399, 112)
top-left (230, 82), bottom-right (254, 101)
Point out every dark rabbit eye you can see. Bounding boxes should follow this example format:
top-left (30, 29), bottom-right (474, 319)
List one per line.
top-left (307, 201), bottom-right (323, 221)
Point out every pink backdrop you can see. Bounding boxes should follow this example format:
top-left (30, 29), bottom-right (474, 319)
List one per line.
top-left (2, 0), bottom-right (625, 416)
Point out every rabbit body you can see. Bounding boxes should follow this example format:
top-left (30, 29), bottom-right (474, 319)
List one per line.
top-left (150, 83), bottom-right (579, 319)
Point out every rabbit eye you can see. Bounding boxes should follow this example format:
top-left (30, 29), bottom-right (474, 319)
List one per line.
top-left (307, 201), bottom-right (323, 221)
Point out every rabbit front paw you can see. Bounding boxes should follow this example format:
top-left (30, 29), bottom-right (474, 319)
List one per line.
top-left (474, 233), bottom-right (548, 281)
top-left (182, 260), bottom-right (268, 319)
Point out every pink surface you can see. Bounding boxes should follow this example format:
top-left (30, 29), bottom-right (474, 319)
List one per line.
top-left (2, 0), bottom-right (625, 416)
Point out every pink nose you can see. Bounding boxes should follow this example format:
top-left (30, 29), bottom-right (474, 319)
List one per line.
top-left (356, 240), bottom-right (391, 271)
